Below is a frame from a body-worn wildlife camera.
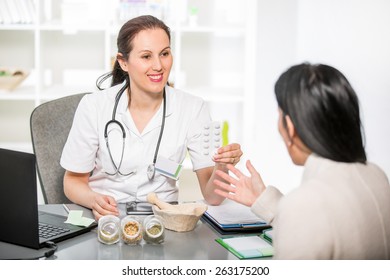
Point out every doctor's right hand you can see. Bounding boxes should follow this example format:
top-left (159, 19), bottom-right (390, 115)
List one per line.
top-left (91, 193), bottom-right (119, 220)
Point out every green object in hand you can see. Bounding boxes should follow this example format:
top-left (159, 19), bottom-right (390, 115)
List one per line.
top-left (222, 121), bottom-right (229, 146)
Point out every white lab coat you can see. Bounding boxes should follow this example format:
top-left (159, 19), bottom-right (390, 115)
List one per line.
top-left (61, 83), bottom-right (214, 203)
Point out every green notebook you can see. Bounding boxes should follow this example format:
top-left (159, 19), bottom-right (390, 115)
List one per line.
top-left (261, 228), bottom-right (274, 243)
top-left (216, 234), bottom-right (273, 259)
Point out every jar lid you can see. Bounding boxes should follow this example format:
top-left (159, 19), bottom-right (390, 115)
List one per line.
top-left (100, 220), bottom-right (119, 238)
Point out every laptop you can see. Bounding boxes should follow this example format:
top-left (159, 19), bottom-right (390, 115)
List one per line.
top-left (0, 148), bottom-right (97, 249)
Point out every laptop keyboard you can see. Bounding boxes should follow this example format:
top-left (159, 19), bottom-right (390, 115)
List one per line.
top-left (39, 222), bottom-right (70, 239)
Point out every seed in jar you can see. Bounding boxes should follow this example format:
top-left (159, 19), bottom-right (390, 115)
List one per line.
top-left (124, 221), bottom-right (139, 236)
top-left (147, 224), bottom-right (161, 236)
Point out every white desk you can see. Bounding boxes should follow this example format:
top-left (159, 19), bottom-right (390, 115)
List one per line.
top-left (0, 204), bottom-right (239, 260)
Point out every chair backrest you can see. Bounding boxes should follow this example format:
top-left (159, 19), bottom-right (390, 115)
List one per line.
top-left (30, 93), bottom-right (88, 204)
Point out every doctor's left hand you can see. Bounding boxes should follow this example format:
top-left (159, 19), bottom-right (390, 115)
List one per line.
top-left (212, 143), bottom-right (243, 166)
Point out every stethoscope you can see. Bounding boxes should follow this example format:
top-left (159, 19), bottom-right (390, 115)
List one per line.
top-left (104, 83), bottom-right (166, 180)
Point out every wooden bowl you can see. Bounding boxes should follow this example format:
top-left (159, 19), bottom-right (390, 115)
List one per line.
top-left (152, 203), bottom-right (208, 232)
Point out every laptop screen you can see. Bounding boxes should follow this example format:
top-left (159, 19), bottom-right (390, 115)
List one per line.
top-left (0, 148), bottom-right (97, 250)
top-left (0, 148), bottom-right (41, 248)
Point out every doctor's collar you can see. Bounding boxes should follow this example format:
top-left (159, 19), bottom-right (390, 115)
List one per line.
top-left (116, 85), bottom-right (173, 117)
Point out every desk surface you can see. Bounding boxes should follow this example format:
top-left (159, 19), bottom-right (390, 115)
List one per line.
top-left (1, 204), bottom-right (238, 260)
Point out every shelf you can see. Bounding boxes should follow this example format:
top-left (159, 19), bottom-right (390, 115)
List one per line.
top-left (0, 86), bottom-right (36, 100)
top-left (0, 0), bottom-right (257, 164)
top-left (0, 142), bottom-right (33, 153)
top-left (39, 84), bottom-right (97, 101)
top-left (39, 20), bottom-right (108, 32)
top-left (0, 93), bottom-right (36, 101)
top-left (0, 24), bottom-right (35, 31)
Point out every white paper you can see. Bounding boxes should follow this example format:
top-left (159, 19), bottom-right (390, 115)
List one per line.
top-left (223, 235), bottom-right (271, 251)
top-left (205, 199), bottom-right (265, 224)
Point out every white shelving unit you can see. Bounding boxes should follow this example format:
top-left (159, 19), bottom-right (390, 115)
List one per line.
top-left (0, 0), bottom-right (257, 154)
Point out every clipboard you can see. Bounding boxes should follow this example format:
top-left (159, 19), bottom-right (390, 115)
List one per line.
top-left (201, 200), bottom-right (271, 234)
top-left (201, 212), bottom-right (270, 235)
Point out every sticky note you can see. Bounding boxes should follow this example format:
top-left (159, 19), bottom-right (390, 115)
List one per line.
top-left (64, 210), bottom-right (95, 227)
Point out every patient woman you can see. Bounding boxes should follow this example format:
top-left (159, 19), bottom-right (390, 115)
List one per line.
top-left (214, 63), bottom-right (390, 259)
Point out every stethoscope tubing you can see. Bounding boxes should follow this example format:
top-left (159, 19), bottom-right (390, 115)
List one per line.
top-left (104, 84), bottom-right (166, 178)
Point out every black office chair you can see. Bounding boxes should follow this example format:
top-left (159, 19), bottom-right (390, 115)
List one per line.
top-left (30, 93), bottom-right (88, 204)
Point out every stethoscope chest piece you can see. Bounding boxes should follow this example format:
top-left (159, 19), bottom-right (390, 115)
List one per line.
top-left (147, 164), bottom-right (155, 180)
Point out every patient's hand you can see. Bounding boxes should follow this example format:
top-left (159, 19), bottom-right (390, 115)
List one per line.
top-left (213, 160), bottom-right (266, 207)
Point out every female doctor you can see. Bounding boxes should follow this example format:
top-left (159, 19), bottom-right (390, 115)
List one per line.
top-left (60, 15), bottom-right (243, 220)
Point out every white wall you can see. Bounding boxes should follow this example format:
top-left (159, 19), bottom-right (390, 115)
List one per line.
top-left (243, 0), bottom-right (302, 195)
top-left (296, 0), bottom-right (390, 178)
top-left (249, 0), bottom-right (390, 194)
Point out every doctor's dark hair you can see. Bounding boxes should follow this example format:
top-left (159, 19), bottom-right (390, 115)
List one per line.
top-left (96, 15), bottom-right (171, 89)
top-left (275, 63), bottom-right (366, 163)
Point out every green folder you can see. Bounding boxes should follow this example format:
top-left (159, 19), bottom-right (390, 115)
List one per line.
top-left (216, 234), bottom-right (273, 259)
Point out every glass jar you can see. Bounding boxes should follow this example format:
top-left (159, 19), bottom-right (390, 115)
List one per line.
top-left (121, 216), bottom-right (142, 245)
top-left (98, 215), bottom-right (120, 245)
top-left (143, 215), bottom-right (165, 244)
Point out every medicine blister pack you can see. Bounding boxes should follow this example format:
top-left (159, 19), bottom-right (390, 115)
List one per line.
top-left (201, 121), bottom-right (222, 156)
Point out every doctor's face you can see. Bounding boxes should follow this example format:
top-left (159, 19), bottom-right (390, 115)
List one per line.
top-left (120, 28), bottom-right (172, 96)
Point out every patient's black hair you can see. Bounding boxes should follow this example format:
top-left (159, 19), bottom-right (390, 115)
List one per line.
top-left (275, 63), bottom-right (366, 163)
